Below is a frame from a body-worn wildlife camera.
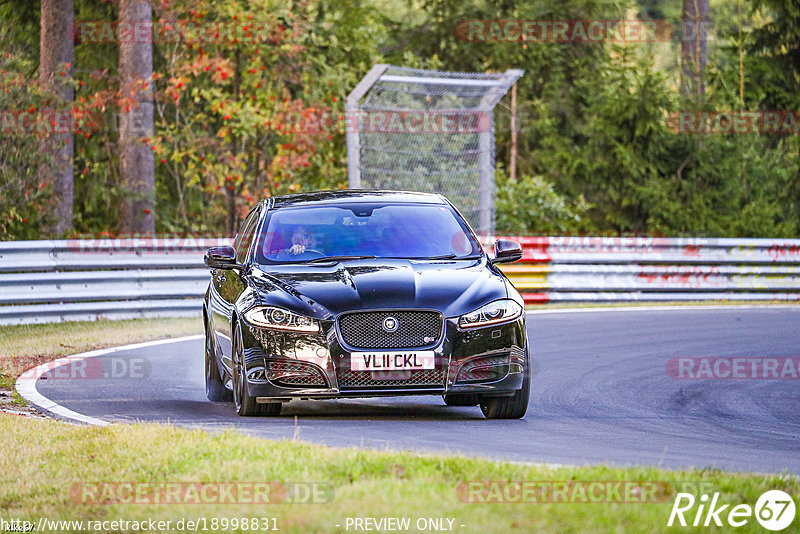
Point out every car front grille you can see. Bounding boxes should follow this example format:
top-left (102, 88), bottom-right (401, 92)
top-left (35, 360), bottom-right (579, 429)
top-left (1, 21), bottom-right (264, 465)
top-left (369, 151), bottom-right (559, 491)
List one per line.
top-left (338, 310), bottom-right (443, 349)
top-left (337, 368), bottom-right (445, 389)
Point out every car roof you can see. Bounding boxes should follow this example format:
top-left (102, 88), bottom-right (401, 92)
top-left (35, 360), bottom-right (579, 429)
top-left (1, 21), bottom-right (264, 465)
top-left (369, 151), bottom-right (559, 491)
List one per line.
top-left (266, 190), bottom-right (447, 209)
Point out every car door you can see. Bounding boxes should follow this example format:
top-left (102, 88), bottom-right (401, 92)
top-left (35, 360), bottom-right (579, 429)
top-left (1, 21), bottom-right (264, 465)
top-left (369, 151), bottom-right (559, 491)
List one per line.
top-left (210, 206), bottom-right (262, 370)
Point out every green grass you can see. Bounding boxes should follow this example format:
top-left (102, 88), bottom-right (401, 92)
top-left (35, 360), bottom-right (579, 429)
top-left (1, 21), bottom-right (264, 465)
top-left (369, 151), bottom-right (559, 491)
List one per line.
top-left (1, 415), bottom-right (797, 533)
top-left (10, 390), bottom-right (28, 407)
top-left (2, 317), bottom-right (798, 533)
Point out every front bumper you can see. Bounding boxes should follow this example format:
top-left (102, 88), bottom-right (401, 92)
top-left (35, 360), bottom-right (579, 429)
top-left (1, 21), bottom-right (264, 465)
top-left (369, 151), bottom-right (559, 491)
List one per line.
top-left (239, 313), bottom-right (527, 400)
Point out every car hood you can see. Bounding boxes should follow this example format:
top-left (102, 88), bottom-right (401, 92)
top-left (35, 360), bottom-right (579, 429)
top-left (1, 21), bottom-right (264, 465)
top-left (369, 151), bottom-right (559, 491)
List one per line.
top-left (248, 258), bottom-right (508, 318)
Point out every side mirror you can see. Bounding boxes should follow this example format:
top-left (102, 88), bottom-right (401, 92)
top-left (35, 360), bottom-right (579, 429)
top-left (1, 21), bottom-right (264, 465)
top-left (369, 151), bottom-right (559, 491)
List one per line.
top-left (490, 239), bottom-right (523, 265)
top-left (204, 245), bottom-right (240, 270)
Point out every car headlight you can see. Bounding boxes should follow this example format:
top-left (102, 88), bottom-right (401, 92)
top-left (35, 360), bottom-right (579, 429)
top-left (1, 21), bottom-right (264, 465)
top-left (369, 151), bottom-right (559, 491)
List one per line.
top-left (458, 299), bottom-right (523, 329)
top-left (243, 306), bottom-right (320, 333)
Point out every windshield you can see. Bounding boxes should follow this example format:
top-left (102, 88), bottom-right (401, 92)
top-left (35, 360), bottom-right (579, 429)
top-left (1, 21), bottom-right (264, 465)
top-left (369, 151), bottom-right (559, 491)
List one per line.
top-left (254, 202), bottom-right (482, 264)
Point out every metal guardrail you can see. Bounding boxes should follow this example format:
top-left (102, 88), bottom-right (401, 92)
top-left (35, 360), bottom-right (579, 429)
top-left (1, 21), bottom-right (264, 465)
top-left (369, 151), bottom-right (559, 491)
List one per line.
top-left (497, 237), bottom-right (800, 304)
top-left (0, 238), bottom-right (228, 325)
top-left (1, 237), bottom-right (799, 325)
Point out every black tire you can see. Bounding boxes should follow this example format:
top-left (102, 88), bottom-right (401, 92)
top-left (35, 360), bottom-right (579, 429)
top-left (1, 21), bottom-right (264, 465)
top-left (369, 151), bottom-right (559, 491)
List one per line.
top-left (232, 323), bottom-right (281, 417)
top-left (479, 351), bottom-right (531, 419)
top-left (205, 318), bottom-right (232, 402)
top-left (443, 394), bottom-right (480, 406)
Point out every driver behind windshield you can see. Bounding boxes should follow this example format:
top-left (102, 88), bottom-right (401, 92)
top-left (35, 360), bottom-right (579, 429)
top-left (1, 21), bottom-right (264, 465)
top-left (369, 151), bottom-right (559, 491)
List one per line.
top-left (256, 203), bottom-right (481, 264)
top-left (287, 226), bottom-right (316, 255)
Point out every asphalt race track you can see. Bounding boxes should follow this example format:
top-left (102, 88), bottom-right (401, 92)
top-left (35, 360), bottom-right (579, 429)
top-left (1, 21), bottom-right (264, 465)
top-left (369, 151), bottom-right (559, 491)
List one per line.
top-left (33, 307), bottom-right (800, 473)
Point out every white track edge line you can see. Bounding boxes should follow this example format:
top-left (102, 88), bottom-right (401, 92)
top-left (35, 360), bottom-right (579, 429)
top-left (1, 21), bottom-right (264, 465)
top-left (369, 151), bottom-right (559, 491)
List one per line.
top-left (15, 334), bottom-right (204, 427)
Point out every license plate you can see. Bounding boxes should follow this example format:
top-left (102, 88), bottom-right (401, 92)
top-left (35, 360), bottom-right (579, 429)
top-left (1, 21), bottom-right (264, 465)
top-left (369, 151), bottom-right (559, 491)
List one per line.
top-left (351, 351), bottom-right (435, 371)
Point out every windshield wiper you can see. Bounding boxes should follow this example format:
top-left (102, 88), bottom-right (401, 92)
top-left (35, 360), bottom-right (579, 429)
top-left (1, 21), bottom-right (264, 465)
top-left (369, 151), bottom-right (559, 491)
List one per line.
top-left (421, 253), bottom-right (482, 260)
top-left (306, 255), bottom-right (378, 263)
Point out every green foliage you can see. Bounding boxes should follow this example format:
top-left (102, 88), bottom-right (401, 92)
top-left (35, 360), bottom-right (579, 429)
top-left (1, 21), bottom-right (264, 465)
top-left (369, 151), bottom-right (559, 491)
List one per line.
top-left (382, 0), bottom-right (800, 237)
top-left (640, 134), bottom-right (799, 236)
top-left (748, 0), bottom-right (800, 110)
top-left (0, 39), bottom-right (55, 239)
top-left (2, 0), bottom-right (799, 239)
top-left (531, 48), bottom-right (678, 233)
top-left (495, 170), bottom-right (588, 235)
top-left (145, 0), bottom-right (387, 233)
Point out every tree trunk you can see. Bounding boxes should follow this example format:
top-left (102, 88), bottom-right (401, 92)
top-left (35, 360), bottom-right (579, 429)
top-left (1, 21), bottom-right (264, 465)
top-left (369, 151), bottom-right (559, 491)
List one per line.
top-left (509, 82), bottom-right (517, 181)
top-left (38, 0), bottom-right (75, 236)
top-left (119, 0), bottom-right (155, 234)
top-left (680, 0), bottom-right (709, 98)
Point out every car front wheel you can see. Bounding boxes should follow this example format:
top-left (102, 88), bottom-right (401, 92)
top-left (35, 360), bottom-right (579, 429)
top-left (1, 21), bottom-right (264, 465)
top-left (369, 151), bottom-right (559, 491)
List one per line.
top-left (479, 350), bottom-right (530, 419)
top-left (233, 323), bottom-right (281, 417)
top-left (205, 318), bottom-right (232, 402)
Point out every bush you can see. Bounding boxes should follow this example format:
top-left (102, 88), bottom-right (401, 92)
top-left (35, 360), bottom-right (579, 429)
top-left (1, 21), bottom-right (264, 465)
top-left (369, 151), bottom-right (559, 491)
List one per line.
top-left (495, 170), bottom-right (588, 235)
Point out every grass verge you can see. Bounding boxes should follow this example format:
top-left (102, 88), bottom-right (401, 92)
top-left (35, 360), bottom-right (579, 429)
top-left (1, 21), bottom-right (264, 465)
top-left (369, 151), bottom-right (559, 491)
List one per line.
top-left (1, 415), bottom-right (797, 533)
top-left (2, 317), bottom-right (797, 533)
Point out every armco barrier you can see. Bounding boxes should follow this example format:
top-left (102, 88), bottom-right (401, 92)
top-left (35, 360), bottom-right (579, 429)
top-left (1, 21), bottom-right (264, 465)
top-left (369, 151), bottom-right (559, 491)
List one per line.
top-left (0, 238), bottom-right (229, 325)
top-left (498, 236), bottom-right (800, 304)
top-left (0, 237), bottom-right (799, 325)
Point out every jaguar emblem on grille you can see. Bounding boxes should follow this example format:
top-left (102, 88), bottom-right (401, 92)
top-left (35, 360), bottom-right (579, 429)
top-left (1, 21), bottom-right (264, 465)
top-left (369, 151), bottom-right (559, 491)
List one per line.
top-left (382, 316), bottom-right (399, 333)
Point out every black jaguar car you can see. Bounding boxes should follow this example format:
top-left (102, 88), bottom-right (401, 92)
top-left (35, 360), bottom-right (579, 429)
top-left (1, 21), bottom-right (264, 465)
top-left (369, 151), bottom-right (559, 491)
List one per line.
top-left (203, 190), bottom-right (529, 418)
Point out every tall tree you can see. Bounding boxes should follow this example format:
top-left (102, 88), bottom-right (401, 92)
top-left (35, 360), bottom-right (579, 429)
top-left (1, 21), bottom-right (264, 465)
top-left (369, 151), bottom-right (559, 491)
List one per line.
top-left (749, 0), bottom-right (800, 207)
top-left (751, 1), bottom-right (800, 88)
top-left (680, 0), bottom-right (709, 97)
top-left (119, 0), bottom-right (155, 234)
top-left (38, 0), bottom-right (75, 235)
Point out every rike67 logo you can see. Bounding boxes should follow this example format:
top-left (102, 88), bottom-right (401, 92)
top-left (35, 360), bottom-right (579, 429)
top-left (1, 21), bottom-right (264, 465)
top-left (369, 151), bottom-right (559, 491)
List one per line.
top-left (668, 490), bottom-right (795, 531)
